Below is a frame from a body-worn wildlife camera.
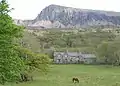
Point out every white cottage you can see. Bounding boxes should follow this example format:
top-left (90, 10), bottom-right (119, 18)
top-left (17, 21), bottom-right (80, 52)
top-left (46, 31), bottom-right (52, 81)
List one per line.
top-left (54, 52), bottom-right (96, 64)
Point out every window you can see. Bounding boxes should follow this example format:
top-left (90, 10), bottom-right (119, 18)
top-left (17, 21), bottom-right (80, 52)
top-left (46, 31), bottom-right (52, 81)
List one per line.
top-left (58, 54), bottom-right (61, 57)
top-left (70, 59), bottom-right (72, 62)
top-left (58, 59), bottom-right (61, 62)
top-left (65, 59), bottom-right (67, 63)
top-left (64, 55), bottom-right (67, 57)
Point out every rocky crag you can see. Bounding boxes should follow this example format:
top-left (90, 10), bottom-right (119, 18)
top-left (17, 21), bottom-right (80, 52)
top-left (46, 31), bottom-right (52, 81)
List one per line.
top-left (14, 4), bottom-right (120, 29)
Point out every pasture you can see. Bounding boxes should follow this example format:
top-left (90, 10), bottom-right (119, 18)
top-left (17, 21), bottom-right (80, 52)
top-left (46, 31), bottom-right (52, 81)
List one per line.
top-left (2, 65), bottom-right (120, 86)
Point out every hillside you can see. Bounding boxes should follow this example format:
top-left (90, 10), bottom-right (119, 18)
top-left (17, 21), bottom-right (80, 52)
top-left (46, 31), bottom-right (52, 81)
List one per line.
top-left (14, 4), bottom-right (120, 29)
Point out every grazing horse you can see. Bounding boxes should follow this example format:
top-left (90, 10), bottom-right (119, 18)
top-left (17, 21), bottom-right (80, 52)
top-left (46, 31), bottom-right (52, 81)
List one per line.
top-left (72, 77), bottom-right (79, 83)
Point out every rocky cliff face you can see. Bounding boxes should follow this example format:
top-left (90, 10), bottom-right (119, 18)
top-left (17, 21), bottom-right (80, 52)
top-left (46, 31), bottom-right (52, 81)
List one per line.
top-left (14, 19), bottom-right (34, 26)
top-left (14, 4), bottom-right (120, 29)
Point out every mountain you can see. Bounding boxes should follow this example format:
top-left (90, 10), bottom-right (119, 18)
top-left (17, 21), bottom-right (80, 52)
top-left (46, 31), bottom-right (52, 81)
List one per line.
top-left (14, 4), bottom-right (120, 29)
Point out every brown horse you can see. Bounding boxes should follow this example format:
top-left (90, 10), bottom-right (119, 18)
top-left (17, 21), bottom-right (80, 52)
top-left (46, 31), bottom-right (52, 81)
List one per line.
top-left (72, 77), bottom-right (79, 83)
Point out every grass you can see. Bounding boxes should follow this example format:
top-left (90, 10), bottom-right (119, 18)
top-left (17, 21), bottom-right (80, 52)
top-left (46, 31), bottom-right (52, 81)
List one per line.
top-left (2, 64), bottom-right (120, 86)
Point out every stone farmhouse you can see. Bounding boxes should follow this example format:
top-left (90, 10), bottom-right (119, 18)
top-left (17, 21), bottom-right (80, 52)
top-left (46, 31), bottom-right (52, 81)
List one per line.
top-left (54, 52), bottom-right (96, 64)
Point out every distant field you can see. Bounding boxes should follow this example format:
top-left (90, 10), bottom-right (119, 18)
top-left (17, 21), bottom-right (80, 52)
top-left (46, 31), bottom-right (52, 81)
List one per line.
top-left (2, 65), bottom-right (120, 86)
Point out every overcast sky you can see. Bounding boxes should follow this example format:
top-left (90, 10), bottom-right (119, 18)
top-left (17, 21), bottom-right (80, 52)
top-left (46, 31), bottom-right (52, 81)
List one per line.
top-left (8, 0), bottom-right (120, 20)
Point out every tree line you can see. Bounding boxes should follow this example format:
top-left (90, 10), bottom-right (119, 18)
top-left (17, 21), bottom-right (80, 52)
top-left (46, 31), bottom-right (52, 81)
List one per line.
top-left (25, 29), bottom-right (120, 65)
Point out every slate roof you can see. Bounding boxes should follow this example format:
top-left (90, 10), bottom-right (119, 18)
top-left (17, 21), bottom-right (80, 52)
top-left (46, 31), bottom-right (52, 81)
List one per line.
top-left (54, 52), bottom-right (96, 58)
top-left (66, 52), bottom-right (79, 56)
top-left (81, 54), bottom-right (96, 58)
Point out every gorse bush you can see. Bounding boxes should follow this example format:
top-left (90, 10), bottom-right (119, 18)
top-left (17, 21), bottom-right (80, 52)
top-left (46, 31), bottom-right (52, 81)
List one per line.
top-left (15, 46), bottom-right (50, 82)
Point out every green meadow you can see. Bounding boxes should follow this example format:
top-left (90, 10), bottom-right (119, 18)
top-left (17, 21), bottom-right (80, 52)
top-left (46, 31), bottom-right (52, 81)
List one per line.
top-left (3, 64), bottom-right (120, 86)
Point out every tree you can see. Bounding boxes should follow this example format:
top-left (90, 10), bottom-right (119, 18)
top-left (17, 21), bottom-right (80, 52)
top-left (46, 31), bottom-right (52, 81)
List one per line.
top-left (20, 31), bottom-right (40, 52)
top-left (96, 41), bottom-right (120, 65)
top-left (15, 46), bottom-right (50, 82)
top-left (114, 50), bottom-right (120, 65)
top-left (62, 32), bottom-right (76, 47)
top-left (0, 0), bottom-right (24, 84)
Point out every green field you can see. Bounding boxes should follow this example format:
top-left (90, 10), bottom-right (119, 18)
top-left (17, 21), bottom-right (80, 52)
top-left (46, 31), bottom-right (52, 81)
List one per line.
top-left (3, 65), bottom-right (120, 86)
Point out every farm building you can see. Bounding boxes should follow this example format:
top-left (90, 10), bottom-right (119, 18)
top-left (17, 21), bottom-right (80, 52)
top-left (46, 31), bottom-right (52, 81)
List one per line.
top-left (54, 52), bottom-right (96, 64)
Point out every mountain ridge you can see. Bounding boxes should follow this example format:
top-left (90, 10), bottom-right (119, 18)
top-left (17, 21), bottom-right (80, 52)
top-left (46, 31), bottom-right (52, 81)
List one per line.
top-left (14, 4), bottom-right (120, 29)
